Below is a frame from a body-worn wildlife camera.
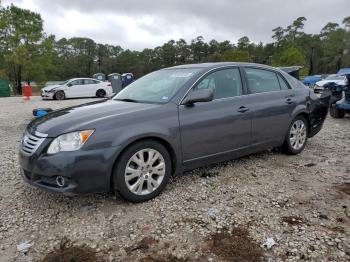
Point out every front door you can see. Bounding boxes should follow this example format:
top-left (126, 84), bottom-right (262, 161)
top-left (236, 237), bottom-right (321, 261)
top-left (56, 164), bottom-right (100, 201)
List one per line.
top-left (179, 67), bottom-right (251, 164)
top-left (67, 79), bottom-right (85, 98)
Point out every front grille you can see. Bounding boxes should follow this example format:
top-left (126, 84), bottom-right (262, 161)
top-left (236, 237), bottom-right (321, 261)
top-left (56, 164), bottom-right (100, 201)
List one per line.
top-left (21, 131), bottom-right (48, 156)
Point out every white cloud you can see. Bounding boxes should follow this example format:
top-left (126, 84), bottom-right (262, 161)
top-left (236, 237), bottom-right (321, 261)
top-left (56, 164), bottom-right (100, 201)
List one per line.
top-left (3, 0), bottom-right (350, 50)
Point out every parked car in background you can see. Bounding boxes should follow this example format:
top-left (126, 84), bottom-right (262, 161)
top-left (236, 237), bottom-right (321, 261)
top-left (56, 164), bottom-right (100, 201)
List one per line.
top-left (303, 75), bottom-right (322, 87)
top-left (314, 74), bottom-right (347, 93)
top-left (20, 63), bottom-right (329, 202)
top-left (41, 78), bottom-right (113, 100)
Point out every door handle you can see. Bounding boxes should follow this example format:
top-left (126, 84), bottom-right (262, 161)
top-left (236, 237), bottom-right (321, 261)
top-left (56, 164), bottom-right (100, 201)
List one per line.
top-left (285, 98), bottom-right (294, 104)
top-left (237, 106), bottom-right (249, 113)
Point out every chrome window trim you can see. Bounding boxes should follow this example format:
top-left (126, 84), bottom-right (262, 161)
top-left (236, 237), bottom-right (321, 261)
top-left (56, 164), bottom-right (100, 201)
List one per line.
top-left (179, 65), bottom-right (245, 105)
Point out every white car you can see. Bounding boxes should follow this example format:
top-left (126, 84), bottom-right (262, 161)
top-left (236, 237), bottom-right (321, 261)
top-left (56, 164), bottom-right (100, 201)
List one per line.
top-left (41, 78), bottom-right (113, 100)
top-left (314, 74), bottom-right (347, 93)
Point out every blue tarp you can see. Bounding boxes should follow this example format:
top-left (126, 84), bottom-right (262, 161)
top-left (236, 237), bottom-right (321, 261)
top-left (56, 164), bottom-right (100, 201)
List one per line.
top-left (337, 68), bottom-right (350, 75)
top-left (303, 75), bottom-right (322, 85)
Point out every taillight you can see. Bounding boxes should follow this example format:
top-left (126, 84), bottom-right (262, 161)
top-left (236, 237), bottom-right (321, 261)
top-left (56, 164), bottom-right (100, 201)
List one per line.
top-left (107, 83), bottom-right (111, 87)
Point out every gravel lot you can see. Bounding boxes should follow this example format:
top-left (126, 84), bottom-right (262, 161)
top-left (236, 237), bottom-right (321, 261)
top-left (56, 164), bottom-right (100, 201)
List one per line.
top-left (0, 96), bottom-right (349, 262)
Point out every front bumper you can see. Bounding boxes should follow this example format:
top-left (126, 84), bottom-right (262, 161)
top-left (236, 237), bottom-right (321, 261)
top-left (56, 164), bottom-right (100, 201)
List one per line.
top-left (19, 139), bottom-right (121, 194)
top-left (41, 91), bottom-right (54, 99)
top-left (313, 86), bottom-right (324, 93)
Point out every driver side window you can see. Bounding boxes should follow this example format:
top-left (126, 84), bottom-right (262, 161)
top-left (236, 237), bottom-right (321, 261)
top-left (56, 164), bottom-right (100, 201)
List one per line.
top-left (193, 68), bottom-right (242, 99)
top-left (69, 80), bottom-right (83, 86)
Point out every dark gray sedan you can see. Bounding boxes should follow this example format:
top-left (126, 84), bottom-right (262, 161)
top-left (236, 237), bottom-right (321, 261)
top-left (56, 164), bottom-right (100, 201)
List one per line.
top-left (19, 63), bottom-right (328, 202)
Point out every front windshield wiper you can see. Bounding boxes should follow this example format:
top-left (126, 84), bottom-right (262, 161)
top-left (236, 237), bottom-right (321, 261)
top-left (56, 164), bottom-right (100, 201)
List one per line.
top-left (114, 98), bottom-right (139, 103)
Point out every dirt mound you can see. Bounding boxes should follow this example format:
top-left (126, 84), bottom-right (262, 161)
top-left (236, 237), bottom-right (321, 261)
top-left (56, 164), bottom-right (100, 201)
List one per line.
top-left (204, 226), bottom-right (264, 261)
top-left (336, 182), bottom-right (350, 195)
top-left (42, 238), bottom-right (102, 262)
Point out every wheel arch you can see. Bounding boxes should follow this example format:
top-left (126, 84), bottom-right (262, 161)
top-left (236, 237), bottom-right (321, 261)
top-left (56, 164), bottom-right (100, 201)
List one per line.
top-left (54, 89), bottom-right (65, 100)
top-left (109, 136), bottom-right (178, 190)
top-left (291, 106), bottom-right (311, 133)
top-left (295, 112), bottom-right (310, 131)
top-left (96, 89), bottom-right (106, 96)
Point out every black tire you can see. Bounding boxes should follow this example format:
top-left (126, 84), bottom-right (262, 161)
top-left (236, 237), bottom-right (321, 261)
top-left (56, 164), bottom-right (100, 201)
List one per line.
top-left (282, 115), bottom-right (309, 155)
top-left (329, 104), bottom-right (345, 118)
top-left (112, 140), bottom-right (172, 202)
top-left (54, 91), bottom-right (65, 100)
top-left (96, 89), bottom-right (106, 98)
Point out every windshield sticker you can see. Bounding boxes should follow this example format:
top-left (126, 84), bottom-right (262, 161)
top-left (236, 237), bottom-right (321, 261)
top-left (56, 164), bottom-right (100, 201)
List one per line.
top-left (161, 96), bottom-right (169, 100)
top-left (170, 73), bottom-right (193, 78)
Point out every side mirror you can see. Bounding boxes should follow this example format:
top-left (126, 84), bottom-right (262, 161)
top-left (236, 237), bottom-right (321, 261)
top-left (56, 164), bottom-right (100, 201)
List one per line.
top-left (182, 89), bottom-right (214, 105)
top-left (67, 83), bottom-right (73, 87)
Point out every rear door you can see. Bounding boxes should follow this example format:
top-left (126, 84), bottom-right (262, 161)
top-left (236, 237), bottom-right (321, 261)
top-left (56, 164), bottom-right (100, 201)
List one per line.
top-left (179, 67), bottom-right (252, 164)
top-left (84, 79), bottom-right (99, 96)
top-left (243, 67), bottom-right (295, 147)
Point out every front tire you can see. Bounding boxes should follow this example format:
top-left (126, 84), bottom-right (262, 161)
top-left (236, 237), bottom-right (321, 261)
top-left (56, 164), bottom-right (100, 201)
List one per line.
top-left (283, 116), bottom-right (308, 155)
top-left (113, 140), bottom-right (172, 202)
top-left (54, 91), bottom-right (65, 100)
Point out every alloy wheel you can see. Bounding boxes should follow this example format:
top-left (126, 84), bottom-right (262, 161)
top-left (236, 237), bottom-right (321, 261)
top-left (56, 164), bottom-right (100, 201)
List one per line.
top-left (289, 119), bottom-right (307, 150)
top-left (124, 148), bottom-right (166, 195)
top-left (55, 91), bottom-right (65, 100)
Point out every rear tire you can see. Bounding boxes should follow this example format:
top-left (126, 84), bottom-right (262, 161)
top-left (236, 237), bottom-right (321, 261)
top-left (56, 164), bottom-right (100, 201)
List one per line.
top-left (96, 89), bottom-right (106, 98)
top-left (54, 91), bottom-right (65, 100)
top-left (112, 140), bottom-right (172, 202)
top-left (329, 104), bottom-right (345, 118)
top-left (282, 116), bottom-right (308, 155)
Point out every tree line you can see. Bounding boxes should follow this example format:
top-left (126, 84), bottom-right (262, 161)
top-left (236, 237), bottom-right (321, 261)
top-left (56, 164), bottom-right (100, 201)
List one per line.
top-left (0, 4), bottom-right (349, 94)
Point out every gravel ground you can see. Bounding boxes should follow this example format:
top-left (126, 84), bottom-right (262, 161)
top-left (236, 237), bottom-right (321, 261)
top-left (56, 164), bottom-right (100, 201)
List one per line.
top-left (0, 96), bottom-right (349, 262)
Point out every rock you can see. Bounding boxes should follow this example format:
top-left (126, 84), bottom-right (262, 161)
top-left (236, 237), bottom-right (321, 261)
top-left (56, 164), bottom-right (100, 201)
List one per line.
top-left (16, 241), bottom-right (33, 252)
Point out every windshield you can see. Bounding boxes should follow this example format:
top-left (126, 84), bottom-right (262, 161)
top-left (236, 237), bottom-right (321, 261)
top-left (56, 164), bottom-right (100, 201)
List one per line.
top-left (59, 80), bottom-right (69, 85)
top-left (325, 75), bottom-right (344, 81)
top-left (113, 69), bottom-right (200, 103)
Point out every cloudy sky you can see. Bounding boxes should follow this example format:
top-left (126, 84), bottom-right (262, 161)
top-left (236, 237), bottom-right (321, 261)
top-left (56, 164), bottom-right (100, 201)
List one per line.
top-left (3, 0), bottom-right (350, 50)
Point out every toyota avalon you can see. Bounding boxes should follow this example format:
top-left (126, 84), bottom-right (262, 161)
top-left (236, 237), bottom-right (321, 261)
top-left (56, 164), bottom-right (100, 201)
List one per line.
top-left (19, 63), bottom-right (329, 202)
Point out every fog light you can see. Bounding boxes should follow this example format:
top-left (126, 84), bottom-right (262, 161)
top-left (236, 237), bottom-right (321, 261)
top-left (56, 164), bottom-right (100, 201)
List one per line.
top-left (56, 176), bottom-right (65, 187)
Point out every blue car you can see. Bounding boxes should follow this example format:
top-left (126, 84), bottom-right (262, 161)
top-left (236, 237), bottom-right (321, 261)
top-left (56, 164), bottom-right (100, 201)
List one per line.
top-left (303, 75), bottom-right (322, 86)
top-left (324, 75), bottom-right (350, 118)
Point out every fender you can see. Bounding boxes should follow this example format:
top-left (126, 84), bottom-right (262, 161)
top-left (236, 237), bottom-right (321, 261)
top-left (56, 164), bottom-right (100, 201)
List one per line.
top-left (290, 104), bottom-right (309, 121)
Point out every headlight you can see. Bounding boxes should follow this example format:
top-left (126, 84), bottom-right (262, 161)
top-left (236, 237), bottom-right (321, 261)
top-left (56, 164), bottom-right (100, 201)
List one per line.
top-left (47, 130), bottom-right (94, 154)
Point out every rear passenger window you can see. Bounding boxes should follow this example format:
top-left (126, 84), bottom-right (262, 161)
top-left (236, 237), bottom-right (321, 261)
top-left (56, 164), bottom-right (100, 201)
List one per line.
top-left (277, 74), bottom-right (290, 90)
top-left (245, 68), bottom-right (281, 94)
top-left (194, 68), bottom-right (243, 99)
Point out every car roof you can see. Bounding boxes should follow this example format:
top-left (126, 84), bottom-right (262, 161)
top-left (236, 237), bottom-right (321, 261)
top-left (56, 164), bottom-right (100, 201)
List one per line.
top-left (69, 78), bottom-right (97, 81)
top-left (164, 62), bottom-right (277, 71)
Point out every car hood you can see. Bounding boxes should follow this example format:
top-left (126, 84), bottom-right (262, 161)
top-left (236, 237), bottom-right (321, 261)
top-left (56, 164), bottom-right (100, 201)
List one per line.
top-left (27, 99), bottom-right (161, 137)
top-left (42, 85), bottom-right (62, 92)
top-left (316, 80), bottom-right (345, 86)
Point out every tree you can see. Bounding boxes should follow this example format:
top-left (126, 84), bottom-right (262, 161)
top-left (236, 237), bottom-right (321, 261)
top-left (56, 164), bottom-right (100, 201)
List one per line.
top-left (321, 22), bottom-right (340, 36)
top-left (343, 16), bottom-right (350, 30)
top-left (175, 39), bottom-right (190, 64)
top-left (285, 17), bottom-right (307, 41)
top-left (220, 50), bottom-right (250, 62)
top-left (0, 4), bottom-right (44, 93)
top-left (272, 27), bottom-right (284, 46)
top-left (237, 36), bottom-right (250, 50)
top-left (189, 36), bottom-right (208, 62)
top-left (273, 45), bottom-right (306, 67)
top-left (161, 40), bottom-right (177, 67)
